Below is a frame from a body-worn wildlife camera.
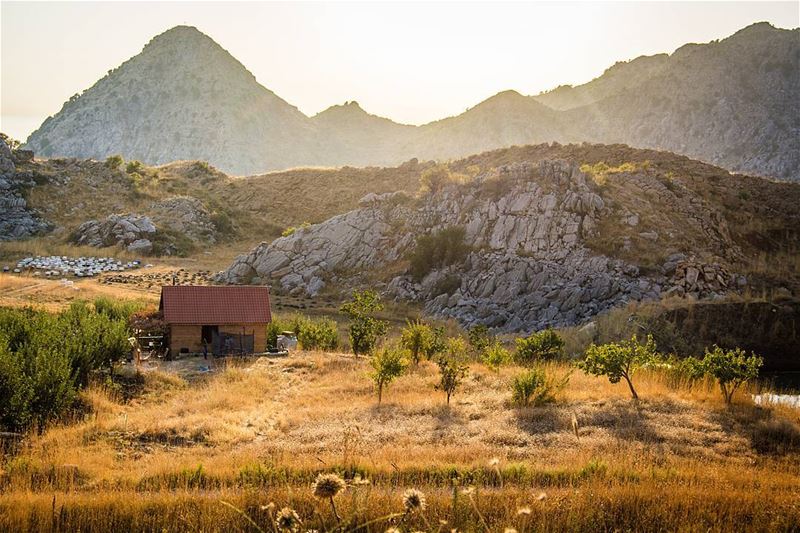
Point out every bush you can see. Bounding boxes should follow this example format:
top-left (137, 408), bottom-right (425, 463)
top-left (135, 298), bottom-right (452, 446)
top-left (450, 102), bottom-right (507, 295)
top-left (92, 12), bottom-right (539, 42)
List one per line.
top-left (399, 320), bottom-right (434, 364)
top-left (409, 226), bottom-right (470, 281)
top-left (511, 366), bottom-right (570, 407)
top-left (125, 160), bottom-right (143, 174)
top-left (701, 346), bottom-right (763, 404)
top-left (482, 341), bottom-right (511, 372)
top-left (94, 297), bottom-right (145, 322)
top-left (419, 164), bottom-right (453, 194)
top-left (435, 338), bottom-right (469, 405)
top-left (578, 335), bottom-right (658, 400)
top-left (297, 318), bottom-right (339, 351)
top-left (423, 326), bottom-right (447, 361)
top-left (340, 290), bottom-right (388, 356)
top-left (468, 325), bottom-right (494, 356)
top-left (0, 304), bottom-right (131, 432)
top-left (282, 222), bottom-right (311, 238)
top-left (369, 346), bottom-right (408, 404)
top-left (105, 154), bottom-right (124, 170)
top-left (515, 328), bottom-right (564, 364)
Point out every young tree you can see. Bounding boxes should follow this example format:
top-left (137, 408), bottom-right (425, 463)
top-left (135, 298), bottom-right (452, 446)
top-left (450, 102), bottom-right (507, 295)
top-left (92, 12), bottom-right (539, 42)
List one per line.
top-left (482, 341), bottom-right (511, 372)
top-left (419, 164), bottom-right (452, 194)
top-left (701, 346), bottom-right (763, 404)
top-left (436, 338), bottom-right (469, 405)
top-left (578, 335), bottom-right (658, 400)
top-left (423, 326), bottom-right (447, 361)
top-left (511, 367), bottom-right (571, 407)
top-left (369, 346), bottom-right (408, 404)
top-left (399, 320), bottom-right (433, 365)
top-left (468, 324), bottom-right (494, 356)
top-left (340, 290), bottom-right (388, 356)
top-left (515, 328), bottom-right (564, 365)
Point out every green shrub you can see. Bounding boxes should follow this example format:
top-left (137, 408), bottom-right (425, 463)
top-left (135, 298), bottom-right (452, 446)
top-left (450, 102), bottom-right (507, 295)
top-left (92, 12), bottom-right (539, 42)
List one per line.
top-left (209, 210), bottom-right (235, 236)
top-left (125, 160), bottom-right (143, 174)
top-left (423, 326), bottom-right (447, 361)
top-left (340, 290), bottom-right (388, 356)
top-left (399, 320), bottom-right (434, 364)
top-left (468, 325), bottom-right (494, 356)
top-left (435, 338), bottom-right (469, 405)
top-left (511, 366), bottom-right (570, 407)
top-left (282, 222), bottom-right (311, 238)
top-left (515, 328), bottom-right (564, 364)
top-left (105, 154), bottom-right (124, 170)
top-left (700, 346), bottom-right (763, 404)
top-left (409, 226), bottom-right (470, 281)
top-left (369, 345), bottom-right (408, 404)
top-left (482, 341), bottom-right (511, 372)
top-left (578, 335), bottom-right (658, 400)
top-left (297, 318), bottom-right (339, 351)
top-left (94, 297), bottom-right (145, 322)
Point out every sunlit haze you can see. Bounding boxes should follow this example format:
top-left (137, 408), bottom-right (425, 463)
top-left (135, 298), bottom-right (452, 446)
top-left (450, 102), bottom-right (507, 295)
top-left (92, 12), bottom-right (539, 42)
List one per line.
top-left (1, 1), bottom-right (798, 140)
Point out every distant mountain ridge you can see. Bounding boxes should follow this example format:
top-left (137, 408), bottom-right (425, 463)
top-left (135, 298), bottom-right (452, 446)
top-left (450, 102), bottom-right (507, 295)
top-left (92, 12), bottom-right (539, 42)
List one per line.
top-left (24, 22), bottom-right (800, 180)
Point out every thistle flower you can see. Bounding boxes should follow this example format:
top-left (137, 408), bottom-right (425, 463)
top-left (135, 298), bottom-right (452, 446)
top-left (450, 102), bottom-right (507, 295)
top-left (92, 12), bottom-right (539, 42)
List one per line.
top-left (275, 507), bottom-right (302, 533)
top-left (402, 488), bottom-right (427, 512)
top-left (488, 457), bottom-right (500, 467)
top-left (517, 506), bottom-right (532, 516)
top-left (312, 473), bottom-right (346, 499)
top-left (261, 502), bottom-right (276, 512)
top-left (536, 492), bottom-right (547, 501)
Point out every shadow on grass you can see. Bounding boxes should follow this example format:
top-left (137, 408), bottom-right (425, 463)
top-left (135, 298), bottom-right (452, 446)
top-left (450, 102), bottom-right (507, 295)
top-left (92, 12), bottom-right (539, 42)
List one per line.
top-left (709, 404), bottom-right (800, 455)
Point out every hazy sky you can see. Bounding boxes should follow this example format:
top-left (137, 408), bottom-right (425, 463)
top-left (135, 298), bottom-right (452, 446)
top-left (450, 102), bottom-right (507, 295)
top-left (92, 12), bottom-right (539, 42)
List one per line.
top-left (1, 1), bottom-right (798, 140)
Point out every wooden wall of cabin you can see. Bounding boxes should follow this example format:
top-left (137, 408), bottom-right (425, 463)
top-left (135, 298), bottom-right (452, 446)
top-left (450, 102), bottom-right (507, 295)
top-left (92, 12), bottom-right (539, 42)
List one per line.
top-left (168, 324), bottom-right (267, 354)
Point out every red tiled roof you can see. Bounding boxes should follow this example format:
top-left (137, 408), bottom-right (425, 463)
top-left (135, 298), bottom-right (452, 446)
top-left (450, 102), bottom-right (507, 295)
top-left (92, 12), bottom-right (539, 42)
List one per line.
top-left (159, 286), bottom-right (271, 325)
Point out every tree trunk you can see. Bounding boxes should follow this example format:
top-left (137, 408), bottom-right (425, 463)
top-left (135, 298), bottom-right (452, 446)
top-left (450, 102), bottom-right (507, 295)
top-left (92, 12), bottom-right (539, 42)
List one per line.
top-left (377, 383), bottom-right (383, 405)
top-left (623, 374), bottom-right (638, 400)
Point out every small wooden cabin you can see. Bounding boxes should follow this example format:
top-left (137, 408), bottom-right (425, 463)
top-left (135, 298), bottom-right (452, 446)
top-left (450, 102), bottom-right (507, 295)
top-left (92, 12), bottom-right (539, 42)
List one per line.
top-left (159, 286), bottom-right (271, 356)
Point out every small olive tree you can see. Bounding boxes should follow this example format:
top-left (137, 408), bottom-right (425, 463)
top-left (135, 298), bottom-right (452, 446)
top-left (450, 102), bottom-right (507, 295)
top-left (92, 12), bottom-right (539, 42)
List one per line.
top-left (399, 320), bottom-right (434, 365)
top-left (482, 341), bottom-right (511, 372)
top-left (423, 326), bottom-right (447, 361)
top-left (701, 346), bottom-right (763, 405)
top-left (578, 335), bottom-right (658, 400)
top-left (369, 346), bottom-right (408, 404)
top-left (468, 324), bottom-right (494, 356)
top-left (511, 367), bottom-right (571, 407)
top-left (515, 328), bottom-right (564, 365)
top-left (435, 338), bottom-right (469, 405)
top-left (340, 290), bottom-right (388, 356)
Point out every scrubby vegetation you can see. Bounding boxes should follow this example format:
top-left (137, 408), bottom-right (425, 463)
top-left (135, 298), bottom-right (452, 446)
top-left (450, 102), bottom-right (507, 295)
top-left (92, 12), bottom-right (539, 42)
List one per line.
top-left (408, 226), bottom-right (471, 281)
top-left (0, 301), bottom-right (134, 432)
top-left (340, 290), bottom-right (388, 356)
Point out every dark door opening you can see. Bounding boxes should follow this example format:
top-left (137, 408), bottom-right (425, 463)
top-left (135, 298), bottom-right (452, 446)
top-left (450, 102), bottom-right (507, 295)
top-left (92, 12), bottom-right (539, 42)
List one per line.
top-left (201, 325), bottom-right (218, 349)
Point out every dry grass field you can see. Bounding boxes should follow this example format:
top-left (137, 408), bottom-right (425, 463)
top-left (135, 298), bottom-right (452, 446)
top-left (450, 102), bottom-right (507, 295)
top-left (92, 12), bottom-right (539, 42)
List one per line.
top-left (2, 352), bottom-right (799, 532)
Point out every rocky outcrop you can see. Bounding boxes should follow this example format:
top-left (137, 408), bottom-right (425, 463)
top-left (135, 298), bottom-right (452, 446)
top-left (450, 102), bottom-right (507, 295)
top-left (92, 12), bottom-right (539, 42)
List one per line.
top-left (218, 160), bottom-right (704, 331)
top-left (664, 259), bottom-right (744, 298)
top-left (72, 214), bottom-right (156, 253)
top-left (0, 139), bottom-right (51, 240)
top-left (150, 196), bottom-right (218, 244)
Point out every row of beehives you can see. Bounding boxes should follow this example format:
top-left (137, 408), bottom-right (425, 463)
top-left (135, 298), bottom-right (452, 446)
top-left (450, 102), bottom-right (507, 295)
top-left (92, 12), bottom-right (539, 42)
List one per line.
top-left (4, 255), bottom-right (153, 277)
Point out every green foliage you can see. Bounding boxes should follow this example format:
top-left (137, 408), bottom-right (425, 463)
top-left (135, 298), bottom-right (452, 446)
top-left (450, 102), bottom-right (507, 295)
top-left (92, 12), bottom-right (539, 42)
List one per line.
top-left (578, 335), bottom-right (658, 400)
top-left (0, 132), bottom-right (21, 151)
top-left (409, 226), bottom-right (470, 281)
top-left (399, 320), bottom-right (435, 365)
top-left (94, 297), bottom-right (145, 322)
top-left (340, 290), bottom-right (388, 356)
top-left (209, 210), bottom-right (235, 236)
top-left (297, 318), bottom-right (339, 351)
top-left (510, 366), bottom-right (571, 407)
top-left (515, 329), bottom-right (565, 364)
top-left (435, 338), bottom-right (469, 405)
top-left (368, 346), bottom-right (408, 404)
top-left (700, 346), bottom-right (763, 404)
top-left (482, 341), bottom-right (511, 372)
top-left (0, 304), bottom-right (131, 432)
top-left (419, 164), bottom-right (453, 194)
top-left (125, 160), bottom-right (143, 174)
top-left (468, 325), bottom-right (494, 356)
top-left (282, 222), bottom-right (311, 238)
top-left (105, 154), bottom-right (124, 170)
top-left (423, 326), bottom-right (447, 361)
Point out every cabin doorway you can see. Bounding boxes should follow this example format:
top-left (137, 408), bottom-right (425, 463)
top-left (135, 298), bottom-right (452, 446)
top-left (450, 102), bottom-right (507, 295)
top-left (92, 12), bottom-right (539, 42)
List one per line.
top-left (201, 325), bottom-right (218, 355)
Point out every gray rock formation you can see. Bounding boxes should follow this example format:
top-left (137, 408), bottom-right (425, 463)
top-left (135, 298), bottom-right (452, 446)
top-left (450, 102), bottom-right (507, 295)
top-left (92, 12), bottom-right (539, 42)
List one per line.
top-left (0, 139), bottom-right (51, 240)
top-left (218, 160), bottom-right (702, 331)
top-left (150, 196), bottom-right (217, 244)
top-left (72, 214), bottom-right (156, 249)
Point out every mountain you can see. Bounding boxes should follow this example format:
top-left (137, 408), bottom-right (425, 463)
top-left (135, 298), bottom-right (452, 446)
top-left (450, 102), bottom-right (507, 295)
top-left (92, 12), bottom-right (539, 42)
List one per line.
top-left (218, 143), bottom-right (800, 332)
top-left (25, 26), bottom-right (314, 174)
top-left (24, 23), bottom-right (800, 180)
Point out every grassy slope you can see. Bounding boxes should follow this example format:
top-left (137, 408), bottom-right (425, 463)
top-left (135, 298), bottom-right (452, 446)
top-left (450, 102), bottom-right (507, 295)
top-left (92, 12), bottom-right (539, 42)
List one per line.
top-left (1, 352), bottom-right (798, 531)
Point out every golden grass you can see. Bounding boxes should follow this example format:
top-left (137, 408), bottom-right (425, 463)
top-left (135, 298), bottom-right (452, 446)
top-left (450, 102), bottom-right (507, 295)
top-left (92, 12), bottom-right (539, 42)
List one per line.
top-left (2, 352), bottom-right (799, 531)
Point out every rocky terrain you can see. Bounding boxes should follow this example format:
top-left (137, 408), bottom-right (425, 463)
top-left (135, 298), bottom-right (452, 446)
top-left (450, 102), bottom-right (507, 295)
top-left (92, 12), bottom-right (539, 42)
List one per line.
top-left (0, 138), bottom-right (51, 241)
top-left (219, 145), bottom-right (800, 332)
top-left (24, 23), bottom-right (800, 181)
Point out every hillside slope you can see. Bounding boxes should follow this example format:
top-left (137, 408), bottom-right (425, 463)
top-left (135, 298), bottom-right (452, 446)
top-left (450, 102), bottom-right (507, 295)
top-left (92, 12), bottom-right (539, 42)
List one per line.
top-left (23, 23), bottom-right (800, 181)
top-left (219, 143), bottom-right (800, 331)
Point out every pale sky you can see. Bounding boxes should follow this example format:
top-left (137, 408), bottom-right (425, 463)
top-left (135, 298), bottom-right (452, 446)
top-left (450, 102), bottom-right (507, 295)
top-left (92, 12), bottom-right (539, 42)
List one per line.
top-left (1, 1), bottom-right (798, 141)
